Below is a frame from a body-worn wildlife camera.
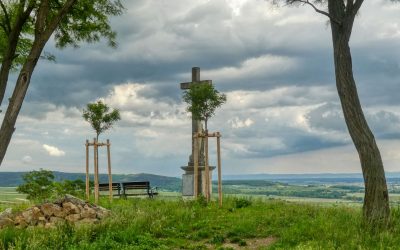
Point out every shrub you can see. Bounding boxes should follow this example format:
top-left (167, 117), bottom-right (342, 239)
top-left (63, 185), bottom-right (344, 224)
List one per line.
top-left (17, 169), bottom-right (88, 201)
top-left (233, 198), bottom-right (252, 209)
top-left (16, 169), bottom-right (54, 201)
top-left (54, 179), bottom-right (86, 198)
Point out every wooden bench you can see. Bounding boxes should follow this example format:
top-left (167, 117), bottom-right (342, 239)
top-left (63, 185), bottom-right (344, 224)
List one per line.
top-left (121, 181), bottom-right (158, 198)
top-left (99, 182), bottom-right (122, 197)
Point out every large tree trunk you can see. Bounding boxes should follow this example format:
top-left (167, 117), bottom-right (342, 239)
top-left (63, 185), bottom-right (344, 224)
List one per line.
top-left (0, 3), bottom-right (35, 107)
top-left (0, 51), bottom-right (15, 107)
top-left (329, 0), bottom-right (390, 224)
top-left (0, 42), bottom-right (44, 165)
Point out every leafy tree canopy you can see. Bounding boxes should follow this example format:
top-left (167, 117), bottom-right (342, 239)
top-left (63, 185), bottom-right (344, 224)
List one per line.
top-left (82, 100), bottom-right (121, 140)
top-left (183, 83), bottom-right (226, 131)
top-left (16, 168), bottom-right (54, 201)
top-left (16, 169), bottom-right (88, 201)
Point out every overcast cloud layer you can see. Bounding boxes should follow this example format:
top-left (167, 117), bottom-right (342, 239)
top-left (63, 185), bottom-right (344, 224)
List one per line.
top-left (2, 0), bottom-right (400, 176)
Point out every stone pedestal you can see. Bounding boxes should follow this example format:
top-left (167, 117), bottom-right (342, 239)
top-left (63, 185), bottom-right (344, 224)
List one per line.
top-left (181, 166), bottom-right (215, 197)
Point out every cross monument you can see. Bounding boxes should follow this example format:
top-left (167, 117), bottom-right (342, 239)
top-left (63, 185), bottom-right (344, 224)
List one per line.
top-left (180, 67), bottom-right (215, 197)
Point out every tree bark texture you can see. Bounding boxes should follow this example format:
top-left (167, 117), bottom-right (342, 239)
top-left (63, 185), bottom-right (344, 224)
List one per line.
top-left (328, 0), bottom-right (389, 224)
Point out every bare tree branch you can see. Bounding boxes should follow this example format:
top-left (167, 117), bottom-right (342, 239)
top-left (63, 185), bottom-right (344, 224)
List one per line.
top-left (0, 0), bottom-right (11, 34)
top-left (294, 0), bottom-right (342, 25)
top-left (353, 0), bottom-right (364, 14)
top-left (0, 21), bottom-right (8, 34)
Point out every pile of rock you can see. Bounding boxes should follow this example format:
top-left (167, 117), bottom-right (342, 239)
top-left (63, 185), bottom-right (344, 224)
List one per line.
top-left (0, 195), bottom-right (110, 229)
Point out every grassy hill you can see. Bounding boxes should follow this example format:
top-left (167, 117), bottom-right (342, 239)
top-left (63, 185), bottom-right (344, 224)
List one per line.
top-left (0, 197), bottom-right (399, 249)
top-left (0, 172), bottom-right (181, 191)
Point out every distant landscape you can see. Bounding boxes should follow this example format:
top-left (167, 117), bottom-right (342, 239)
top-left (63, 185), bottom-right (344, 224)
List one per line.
top-left (3, 171), bottom-right (400, 205)
top-left (0, 172), bottom-right (181, 191)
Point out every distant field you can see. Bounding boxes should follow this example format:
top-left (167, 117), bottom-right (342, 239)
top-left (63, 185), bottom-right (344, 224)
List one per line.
top-left (3, 181), bottom-right (400, 207)
top-left (0, 187), bottom-right (27, 206)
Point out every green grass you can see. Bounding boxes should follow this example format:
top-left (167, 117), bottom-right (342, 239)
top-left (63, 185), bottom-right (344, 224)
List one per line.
top-left (1, 197), bottom-right (400, 249)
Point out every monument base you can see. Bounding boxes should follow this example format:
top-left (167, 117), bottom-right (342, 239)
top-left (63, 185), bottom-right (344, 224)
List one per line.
top-left (181, 166), bottom-right (215, 197)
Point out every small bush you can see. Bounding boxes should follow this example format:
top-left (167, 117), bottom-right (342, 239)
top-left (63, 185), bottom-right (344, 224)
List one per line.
top-left (17, 169), bottom-right (87, 201)
top-left (195, 195), bottom-right (208, 207)
top-left (233, 198), bottom-right (252, 209)
top-left (210, 234), bottom-right (225, 244)
top-left (16, 169), bottom-right (54, 201)
top-left (54, 179), bottom-right (86, 198)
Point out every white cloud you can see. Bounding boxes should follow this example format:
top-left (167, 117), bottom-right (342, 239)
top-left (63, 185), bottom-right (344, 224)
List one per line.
top-left (22, 155), bottom-right (32, 164)
top-left (103, 83), bottom-right (187, 128)
top-left (42, 144), bottom-right (66, 157)
top-left (229, 117), bottom-right (254, 128)
top-left (203, 55), bottom-right (298, 83)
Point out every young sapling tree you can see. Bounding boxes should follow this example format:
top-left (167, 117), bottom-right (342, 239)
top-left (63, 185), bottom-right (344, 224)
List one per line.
top-left (82, 100), bottom-right (121, 142)
top-left (183, 83), bottom-right (226, 132)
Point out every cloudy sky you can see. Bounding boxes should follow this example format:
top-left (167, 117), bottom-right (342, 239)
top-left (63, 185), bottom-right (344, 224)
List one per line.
top-left (1, 0), bottom-right (400, 176)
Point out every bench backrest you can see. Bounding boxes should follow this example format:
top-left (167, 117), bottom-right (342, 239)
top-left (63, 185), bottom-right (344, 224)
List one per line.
top-left (122, 181), bottom-right (150, 189)
top-left (99, 182), bottom-right (121, 190)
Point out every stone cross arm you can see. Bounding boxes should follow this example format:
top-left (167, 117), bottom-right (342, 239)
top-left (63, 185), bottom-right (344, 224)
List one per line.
top-left (180, 80), bottom-right (212, 90)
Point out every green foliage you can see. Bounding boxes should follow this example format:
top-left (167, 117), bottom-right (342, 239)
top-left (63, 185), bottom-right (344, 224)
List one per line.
top-left (82, 100), bottom-right (121, 139)
top-left (16, 169), bottom-right (54, 201)
top-left (16, 169), bottom-right (88, 201)
top-left (54, 179), bottom-right (86, 197)
top-left (183, 83), bottom-right (227, 130)
top-left (233, 197), bottom-right (252, 209)
top-left (54, 0), bottom-right (124, 48)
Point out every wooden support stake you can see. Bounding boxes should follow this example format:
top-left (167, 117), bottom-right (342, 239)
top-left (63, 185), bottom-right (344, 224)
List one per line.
top-left (107, 139), bottom-right (113, 201)
top-left (94, 138), bottom-right (99, 204)
top-left (217, 132), bottom-right (222, 207)
top-left (205, 131), bottom-right (210, 201)
top-left (193, 133), bottom-right (199, 198)
top-left (85, 140), bottom-right (90, 200)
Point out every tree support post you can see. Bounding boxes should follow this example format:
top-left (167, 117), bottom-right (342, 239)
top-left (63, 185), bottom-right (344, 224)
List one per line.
top-left (216, 132), bottom-right (222, 207)
top-left (205, 130), bottom-right (210, 201)
top-left (194, 131), bottom-right (223, 206)
top-left (107, 139), bottom-right (113, 201)
top-left (94, 138), bottom-right (99, 204)
top-left (193, 134), bottom-right (199, 197)
top-left (85, 139), bottom-right (90, 200)
top-left (85, 139), bottom-right (114, 204)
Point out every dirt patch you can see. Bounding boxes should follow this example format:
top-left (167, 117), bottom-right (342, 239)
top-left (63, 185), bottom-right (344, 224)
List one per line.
top-left (220, 236), bottom-right (277, 249)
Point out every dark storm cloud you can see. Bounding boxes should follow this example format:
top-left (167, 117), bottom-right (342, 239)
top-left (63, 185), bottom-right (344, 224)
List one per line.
top-left (17, 0), bottom-right (397, 110)
top-left (20, 0), bottom-right (336, 107)
top-left (304, 103), bottom-right (400, 140)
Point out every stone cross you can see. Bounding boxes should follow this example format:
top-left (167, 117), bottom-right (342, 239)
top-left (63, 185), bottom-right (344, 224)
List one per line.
top-left (180, 67), bottom-right (211, 166)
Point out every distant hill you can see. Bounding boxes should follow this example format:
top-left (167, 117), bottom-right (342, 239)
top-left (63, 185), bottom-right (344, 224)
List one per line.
top-left (0, 172), bottom-right (181, 191)
top-left (222, 172), bottom-right (400, 184)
